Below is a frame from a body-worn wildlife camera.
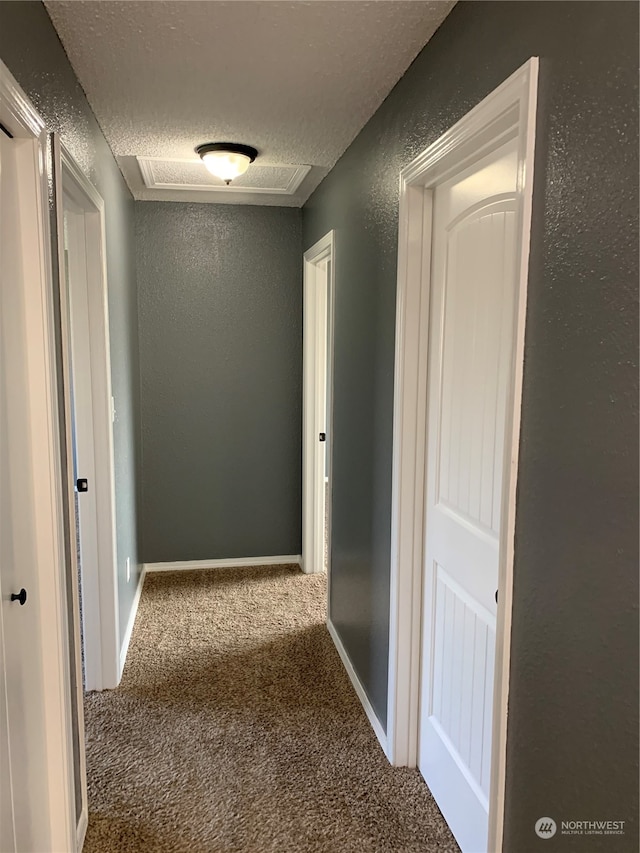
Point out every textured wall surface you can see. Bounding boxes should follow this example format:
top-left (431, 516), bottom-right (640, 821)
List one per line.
top-left (303, 2), bottom-right (638, 850)
top-left (0, 1), bottom-right (142, 648)
top-left (136, 202), bottom-right (302, 562)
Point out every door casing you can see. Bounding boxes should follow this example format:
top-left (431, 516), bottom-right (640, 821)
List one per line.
top-left (54, 138), bottom-right (120, 696)
top-left (53, 139), bottom-right (121, 850)
top-left (387, 58), bottom-right (539, 853)
top-left (302, 231), bottom-right (335, 578)
top-left (0, 58), bottom-right (77, 853)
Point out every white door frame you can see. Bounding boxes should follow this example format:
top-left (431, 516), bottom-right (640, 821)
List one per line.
top-left (387, 59), bottom-right (538, 852)
top-left (302, 231), bottom-right (335, 576)
top-left (0, 59), bottom-right (76, 852)
top-left (54, 137), bottom-right (120, 695)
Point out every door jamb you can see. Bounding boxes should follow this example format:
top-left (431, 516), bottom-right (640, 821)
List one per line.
top-left (54, 138), bottom-right (121, 695)
top-left (0, 59), bottom-right (76, 852)
top-left (387, 58), bottom-right (539, 853)
top-left (302, 231), bottom-right (335, 577)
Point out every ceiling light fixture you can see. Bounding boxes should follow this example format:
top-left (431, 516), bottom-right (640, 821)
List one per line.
top-left (195, 142), bottom-right (258, 185)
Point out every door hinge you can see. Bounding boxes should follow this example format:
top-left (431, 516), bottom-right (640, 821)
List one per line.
top-left (76, 478), bottom-right (88, 492)
top-left (319, 433), bottom-right (326, 442)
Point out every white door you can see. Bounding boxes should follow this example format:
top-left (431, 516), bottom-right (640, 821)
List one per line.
top-left (318, 258), bottom-right (329, 569)
top-left (56, 143), bottom-right (121, 702)
top-left (64, 200), bottom-right (101, 691)
top-left (0, 124), bottom-right (51, 853)
top-left (302, 233), bottom-right (334, 576)
top-left (419, 137), bottom-right (519, 853)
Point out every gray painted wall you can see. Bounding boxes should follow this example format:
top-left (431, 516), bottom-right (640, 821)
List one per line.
top-left (0, 1), bottom-right (142, 647)
top-left (303, 2), bottom-right (638, 850)
top-left (136, 202), bottom-right (302, 562)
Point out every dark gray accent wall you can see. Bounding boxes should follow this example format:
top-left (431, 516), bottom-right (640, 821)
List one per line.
top-left (0, 1), bottom-right (142, 646)
top-left (303, 2), bottom-right (638, 850)
top-left (136, 202), bottom-right (302, 562)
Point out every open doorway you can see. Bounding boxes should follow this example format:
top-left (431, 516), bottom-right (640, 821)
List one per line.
top-left (302, 231), bottom-right (335, 580)
top-left (54, 140), bottom-right (121, 848)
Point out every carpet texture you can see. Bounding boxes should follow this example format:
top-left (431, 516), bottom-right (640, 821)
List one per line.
top-left (83, 565), bottom-right (459, 853)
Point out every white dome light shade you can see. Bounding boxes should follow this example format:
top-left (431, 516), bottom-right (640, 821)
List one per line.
top-left (196, 143), bottom-right (258, 185)
top-left (201, 150), bottom-right (251, 182)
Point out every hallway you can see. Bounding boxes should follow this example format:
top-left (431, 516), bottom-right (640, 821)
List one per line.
top-left (83, 566), bottom-right (458, 852)
top-left (1, 3), bottom-right (637, 850)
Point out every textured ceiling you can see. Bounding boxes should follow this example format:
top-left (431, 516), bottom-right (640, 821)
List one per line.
top-left (45, 0), bottom-right (455, 206)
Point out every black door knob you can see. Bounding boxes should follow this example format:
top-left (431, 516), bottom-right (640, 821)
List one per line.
top-left (10, 588), bottom-right (27, 606)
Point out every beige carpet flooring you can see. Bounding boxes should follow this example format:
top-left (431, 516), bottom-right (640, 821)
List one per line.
top-left (83, 565), bottom-right (459, 853)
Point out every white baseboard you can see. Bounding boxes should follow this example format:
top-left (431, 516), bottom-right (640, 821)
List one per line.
top-left (326, 617), bottom-right (388, 755)
top-left (119, 565), bottom-right (146, 678)
top-left (143, 555), bottom-right (303, 573)
top-left (76, 806), bottom-right (88, 853)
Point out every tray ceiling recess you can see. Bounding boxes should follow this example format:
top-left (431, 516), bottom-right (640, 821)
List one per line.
top-left (137, 156), bottom-right (311, 197)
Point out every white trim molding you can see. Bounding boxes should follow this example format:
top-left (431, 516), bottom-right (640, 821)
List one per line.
top-left (302, 230), bottom-right (336, 577)
top-left (119, 566), bottom-right (146, 677)
top-left (144, 555), bottom-right (303, 573)
top-left (0, 60), bottom-right (44, 138)
top-left (76, 809), bottom-right (88, 853)
top-left (0, 58), bottom-right (77, 853)
top-left (327, 619), bottom-right (387, 755)
top-left (137, 155), bottom-right (311, 196)
top-left (54, 139), bottom-right (121, 692)
top-left (387, 58), bottom-right (539, 853)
